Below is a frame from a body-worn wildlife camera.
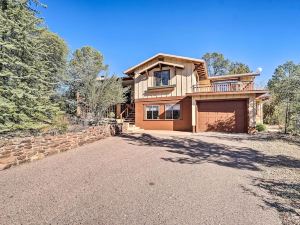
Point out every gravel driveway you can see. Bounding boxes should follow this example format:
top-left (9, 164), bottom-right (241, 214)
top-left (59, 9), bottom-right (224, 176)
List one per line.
top-left (0, 132), bottom-right (284, 225)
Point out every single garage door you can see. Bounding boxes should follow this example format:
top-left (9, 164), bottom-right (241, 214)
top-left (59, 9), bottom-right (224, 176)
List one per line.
top-left (197, 100), bottom-right (247, 133)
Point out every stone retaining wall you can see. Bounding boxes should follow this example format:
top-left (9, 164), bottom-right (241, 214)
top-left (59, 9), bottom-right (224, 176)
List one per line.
top-left (0, 124), bottom-right (122, 171)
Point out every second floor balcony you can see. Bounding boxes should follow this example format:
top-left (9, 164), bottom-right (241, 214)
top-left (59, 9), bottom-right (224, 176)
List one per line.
top-left (192, 81), bottom-right (263, 93)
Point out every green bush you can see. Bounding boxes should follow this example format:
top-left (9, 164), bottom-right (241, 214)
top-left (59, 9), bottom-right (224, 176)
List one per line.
top-left (256, 123), bottom-right (267, 132)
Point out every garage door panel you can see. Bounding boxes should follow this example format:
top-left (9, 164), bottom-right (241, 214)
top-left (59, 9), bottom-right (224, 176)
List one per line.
top-left (197, 100), bottom-right (247, 133)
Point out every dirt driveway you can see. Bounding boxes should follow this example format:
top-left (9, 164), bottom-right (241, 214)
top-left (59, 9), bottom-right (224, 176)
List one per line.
top-left (1, 131), bottom-right (298, 225)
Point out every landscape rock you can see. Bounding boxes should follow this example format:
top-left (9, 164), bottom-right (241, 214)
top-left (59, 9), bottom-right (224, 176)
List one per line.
top-left (0, 124), bottom-right (122, 171)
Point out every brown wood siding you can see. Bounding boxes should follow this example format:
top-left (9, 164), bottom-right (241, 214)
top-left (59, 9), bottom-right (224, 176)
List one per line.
top-left (197, 100), bottom-right (247, 133)
top-left (135, 97), bottom-right (192, 131)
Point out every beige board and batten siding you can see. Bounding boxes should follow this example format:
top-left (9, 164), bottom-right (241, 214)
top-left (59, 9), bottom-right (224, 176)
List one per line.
top-left (134, 58), bottom-right (196, 99)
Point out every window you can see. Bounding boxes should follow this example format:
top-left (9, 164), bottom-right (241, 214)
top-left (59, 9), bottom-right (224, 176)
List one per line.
top-left (154, 70), bottom-right (170, 86)
top-left (145, 105), bottom-right (159, 119)
top-left (165, 104), bottom-right (180, 119)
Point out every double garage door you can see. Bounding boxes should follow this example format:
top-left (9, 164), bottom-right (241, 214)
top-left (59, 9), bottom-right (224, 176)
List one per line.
top-left (197, 100), bottom-right (247, 133)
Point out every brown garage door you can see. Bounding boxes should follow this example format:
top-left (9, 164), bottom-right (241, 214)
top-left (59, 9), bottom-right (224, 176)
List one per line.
top-left (197, 100), bottom-right (247, 133)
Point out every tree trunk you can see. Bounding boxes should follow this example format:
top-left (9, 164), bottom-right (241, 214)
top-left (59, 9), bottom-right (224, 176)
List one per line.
top-left (284, 100), bottom-right (289, 134)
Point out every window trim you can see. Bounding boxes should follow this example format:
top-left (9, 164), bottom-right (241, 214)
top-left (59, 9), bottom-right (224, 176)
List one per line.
top-left (153, 69), bottom-right (171, 87)
top-left (165, 103), bottom-right (181, 120)
top-left (144, 105), bottom-right (160, 120)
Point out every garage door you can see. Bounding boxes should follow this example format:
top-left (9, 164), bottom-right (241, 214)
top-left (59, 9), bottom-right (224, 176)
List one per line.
top-left (197, 100), bottom-right (247, 133)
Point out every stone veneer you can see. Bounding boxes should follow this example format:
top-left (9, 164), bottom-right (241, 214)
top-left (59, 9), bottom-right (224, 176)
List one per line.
top-left (0, 124), bottom-right (122, 171)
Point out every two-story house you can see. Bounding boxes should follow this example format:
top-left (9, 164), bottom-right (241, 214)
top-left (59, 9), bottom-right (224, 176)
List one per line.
top-left (119, 53), bottom-right (267, 133)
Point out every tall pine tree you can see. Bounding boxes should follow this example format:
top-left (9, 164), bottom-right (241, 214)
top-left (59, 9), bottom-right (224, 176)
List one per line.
top-left (65, 47), bottom-right (126, 120)
top-left (0, 0), bottom-right (68, 133)
top-left (267, 61), bottom-right (300, 133)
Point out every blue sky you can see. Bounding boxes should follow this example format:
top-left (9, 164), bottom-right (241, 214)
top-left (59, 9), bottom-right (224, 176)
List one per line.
top-left (41, 0), bottom-right (300, 85)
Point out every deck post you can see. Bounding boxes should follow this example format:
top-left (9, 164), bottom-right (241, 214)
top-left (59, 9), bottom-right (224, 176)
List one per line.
top-left (116, 104), bottom-right (121, 119)
top-left (192, 97), bottom-right (197, 132)
top-left (248, 95), bottom-right (256, 133)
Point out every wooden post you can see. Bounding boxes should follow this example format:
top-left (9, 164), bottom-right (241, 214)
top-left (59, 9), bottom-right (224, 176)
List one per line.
top-left (116, 103), bottom-right (121, 119)
top-left (284, 100), bottom-right (289, 134)
top-left (192, 97), bottom-right (196, 132)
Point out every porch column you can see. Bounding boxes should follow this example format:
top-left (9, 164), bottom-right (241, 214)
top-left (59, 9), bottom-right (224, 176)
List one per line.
top-left (116, 104), bottom-right (121, 119)
top-left (248, 95), bottom-right (256, 132)
top-left (260, 101), bottom-right (264, 123)
top-left (192, 97), bottom-right (197, 132)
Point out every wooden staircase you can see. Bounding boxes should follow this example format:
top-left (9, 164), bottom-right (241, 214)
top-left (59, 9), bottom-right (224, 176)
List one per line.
top-left (120, 104), bottom-right (143, 133)
top-left (120, 103), bottom-right (135, 123)
top-left (124, 111), bottom-right (135, 124)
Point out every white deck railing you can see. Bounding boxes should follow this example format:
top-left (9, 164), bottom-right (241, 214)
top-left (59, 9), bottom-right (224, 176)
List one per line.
top-left (193, 82), bottom-right (255, 93)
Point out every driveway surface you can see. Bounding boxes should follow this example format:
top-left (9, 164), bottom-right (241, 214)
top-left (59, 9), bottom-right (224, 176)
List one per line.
top-left (0, 132), bottom-right (281, 225)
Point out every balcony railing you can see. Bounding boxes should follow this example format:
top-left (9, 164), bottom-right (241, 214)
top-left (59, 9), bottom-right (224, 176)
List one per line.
top-left (192, 82), bottom-right (256, 93)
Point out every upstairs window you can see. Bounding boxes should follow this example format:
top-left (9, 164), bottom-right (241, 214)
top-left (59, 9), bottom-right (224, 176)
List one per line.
top-left (165, 104), bottom-right (180, 119)
top-left (145, 105), bottom-right (159, 119)
top-left (154, 70), bottom-right (170, 86)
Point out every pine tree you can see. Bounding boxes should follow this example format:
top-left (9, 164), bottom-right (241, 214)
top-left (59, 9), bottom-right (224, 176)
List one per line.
top-left (201, 52), bottom-right (251, 76)
top-left (0, 0), bottom-right (68, 133)
top-left (228, 62), bottom-right (251, 74)
top-left (65, 47), bottom-right (126, 120)
top-left (267, 61), bottom-right (300, 133)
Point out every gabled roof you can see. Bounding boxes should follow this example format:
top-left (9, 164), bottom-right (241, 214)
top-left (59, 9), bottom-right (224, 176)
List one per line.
top-left (138, 61), bottom-right (185, 74)
top-left (123, 53), bottom-right (205, 75)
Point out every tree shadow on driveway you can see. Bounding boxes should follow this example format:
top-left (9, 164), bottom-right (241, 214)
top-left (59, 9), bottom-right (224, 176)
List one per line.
top-left (121, 133), bottom-right (300, 171)
top-left (121, 133), bottom-right (300, 223)
top-left (241, 178), bottom-right (300, 223)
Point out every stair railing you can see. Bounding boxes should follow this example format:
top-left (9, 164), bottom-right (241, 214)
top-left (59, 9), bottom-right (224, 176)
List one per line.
top-left (120, 103), bottom-right (134, 120)
top-left (120, 107), bottom-right (128, 120)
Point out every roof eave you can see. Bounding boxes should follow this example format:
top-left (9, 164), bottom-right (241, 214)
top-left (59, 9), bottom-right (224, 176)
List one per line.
top-left (123, 53), bottom-right (205, 75)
